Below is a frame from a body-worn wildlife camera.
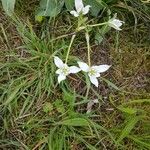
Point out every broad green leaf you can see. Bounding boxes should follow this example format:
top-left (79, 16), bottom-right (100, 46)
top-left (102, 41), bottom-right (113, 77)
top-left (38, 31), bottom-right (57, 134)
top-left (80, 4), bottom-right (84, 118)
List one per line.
top-left (95, 25), bottom-right (110, 44)
top-left (85, 0), bottom-right (104, 16)
top-left (56, 117), bottom-right (116, 144)
top-left (36, 0), bottom-right (64, 17)
top-left (117, 117), bottom-right (139, 143)
top-left (64, 0), bottom-right (74, 10)
top-left (1, 0), bottom-right (16, 16)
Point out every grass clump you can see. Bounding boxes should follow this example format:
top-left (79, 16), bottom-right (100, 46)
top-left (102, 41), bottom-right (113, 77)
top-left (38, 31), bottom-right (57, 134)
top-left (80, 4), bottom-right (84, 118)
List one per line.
top-left (0, 0), bottom-right (150, 149)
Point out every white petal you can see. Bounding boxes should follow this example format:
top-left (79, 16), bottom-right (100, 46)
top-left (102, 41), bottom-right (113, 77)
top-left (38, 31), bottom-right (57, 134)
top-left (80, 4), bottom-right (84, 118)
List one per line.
top-left (108, 19), bottom-right (124, 31)
top-left (82, 5), bottom-right (91, 15)
top-left (70, 10), bottom-right (79, 17)
top-left (77, 62), bottom-right (89, 72)
top-left (69, 66), bottom-right (81, 74)
top-left (109, 22), bottom-right (121, 30)
top-left (93, 65), bottom-right (111, 73)
top-left (56, 69), bottom-right (62, 74)
top-left (75, 0), bottom-right (84, 13)
top-left (54, 56), bottom-right (64, 68)
top-left (95, 72), bottom-right (100, 77)
top-left (89, 76), bottom-right (99, 87)
top-left (58, 74), bottom-right (66, 83)
top-left (113, 19), bottom-right (124, 26)
top-left (113, 26), bottom-right (122, 31)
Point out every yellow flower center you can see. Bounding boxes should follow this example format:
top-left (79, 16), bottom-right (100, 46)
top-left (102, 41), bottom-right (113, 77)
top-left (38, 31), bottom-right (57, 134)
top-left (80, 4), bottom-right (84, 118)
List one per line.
top-left (62, 66), bottom-right (69, 75)
top-left (89, 68), bottom-right (96, 76)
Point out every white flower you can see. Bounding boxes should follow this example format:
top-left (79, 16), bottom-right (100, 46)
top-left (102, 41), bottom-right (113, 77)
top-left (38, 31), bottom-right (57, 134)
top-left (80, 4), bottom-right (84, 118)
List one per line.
top-left (54, 56), bottom-right (81, 83)
top-left (78, 62), bottom-right (111, 87)
top-left (70, 0), bottom-right (91, 17)
top-left (108, 18), bottom-right (124, 31)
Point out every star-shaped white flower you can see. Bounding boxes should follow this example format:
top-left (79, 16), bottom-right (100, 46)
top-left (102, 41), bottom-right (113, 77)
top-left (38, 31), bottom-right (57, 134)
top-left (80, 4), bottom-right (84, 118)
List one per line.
top-left (78, 62), bottom-right (111, 87)
top-left (108, 18), bottom-right (124, 31)
top-left (54, 57), bottom-right (81, 83)
top-left (70, 0), bottom-right (91, 17)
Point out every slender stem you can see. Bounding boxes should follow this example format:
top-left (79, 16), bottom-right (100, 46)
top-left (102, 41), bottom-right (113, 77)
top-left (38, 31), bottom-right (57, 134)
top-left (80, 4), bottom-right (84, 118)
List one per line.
top-left (85, 78), bottom-right (91, 99)
top-left (85, 32), bottom-right (91, 99)
top-left (85, 32), bottom-right (91, 67)
top-left (88, 22), bottom-right (107, 28)
top-left (65, 34), bottom-right (76, 64)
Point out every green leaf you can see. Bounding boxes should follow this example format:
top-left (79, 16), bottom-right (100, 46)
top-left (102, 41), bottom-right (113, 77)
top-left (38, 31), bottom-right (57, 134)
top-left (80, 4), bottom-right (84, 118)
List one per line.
top-left (101, 77), bottom-right (120, 90)
top-left (3, 81), bottom-right (26, 106)
top-left (118, 106), bottom-right (137, 115)
top-left (117, 117), bottom-right (139, 143)
top-left (36, 0), bottom-right (64, 17)
top-left (95, 25), bottom-right (110, 44)
top-left (56, 118), bottom-right (89, 127)
top-left (1, 0), bottom-right (16, 16)
top-left (77, 136), bottom-right (97, 150)
top-left (128, 135), bottom-right (150, 149)
top-left (64, 0), bottom-right (74, 10)
top-left (85, 0), bottom-right (105, 16)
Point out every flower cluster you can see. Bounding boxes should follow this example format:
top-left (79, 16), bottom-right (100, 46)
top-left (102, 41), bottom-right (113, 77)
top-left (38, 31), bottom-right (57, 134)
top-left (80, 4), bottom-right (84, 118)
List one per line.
top-left (54, 57), bottom-right (110, 87)
top-left (70, 0), bottom-right (124, 31)
top-left (54, 0), bottom-right (124, 87)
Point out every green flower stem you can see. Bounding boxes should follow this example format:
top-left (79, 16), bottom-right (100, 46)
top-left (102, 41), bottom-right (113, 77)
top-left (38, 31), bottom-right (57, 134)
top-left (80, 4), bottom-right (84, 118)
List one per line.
top-left (65, 34), bottom-right (76, 64)
top-left (78, 15), bottom-right (82, 29)
top-left (85, 77), bottom-right (91, 99)
top-left (88, 22), bottom-right (107, 28)
top-left (85, 31), bottom-right (91, 67)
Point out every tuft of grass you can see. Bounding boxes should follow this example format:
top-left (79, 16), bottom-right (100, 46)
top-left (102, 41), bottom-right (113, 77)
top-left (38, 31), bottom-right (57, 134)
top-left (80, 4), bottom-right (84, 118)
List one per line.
top-left (0, 0), bottom-right (150, 149)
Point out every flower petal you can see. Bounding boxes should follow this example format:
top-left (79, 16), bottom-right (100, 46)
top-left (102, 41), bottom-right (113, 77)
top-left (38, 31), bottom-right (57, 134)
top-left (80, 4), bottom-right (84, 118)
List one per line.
top-left (93, 65), bottom-right (111, 73)
top-left (69, 66), bottom-right (81, 74)
top-left (58, 74), bottom-right (66, 83)
top-left (82, 5), bottom-right (91, 15)
top-left (94, 72), bottom-right (100, 77)
top-left (54, 56), bottom-right (64, 68)
top-left (77, 61), bottom-right (89, 72)
top-left (75, 0), bottom-right (84, 13)
top-left (70, 10), bottom-right (79, 17)
top-left (89, 76), bottom-right (99, 87)
top-left (113, 19), bottom-right (124, 26)
top-left (108, 18), bottom-right (124, 31)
